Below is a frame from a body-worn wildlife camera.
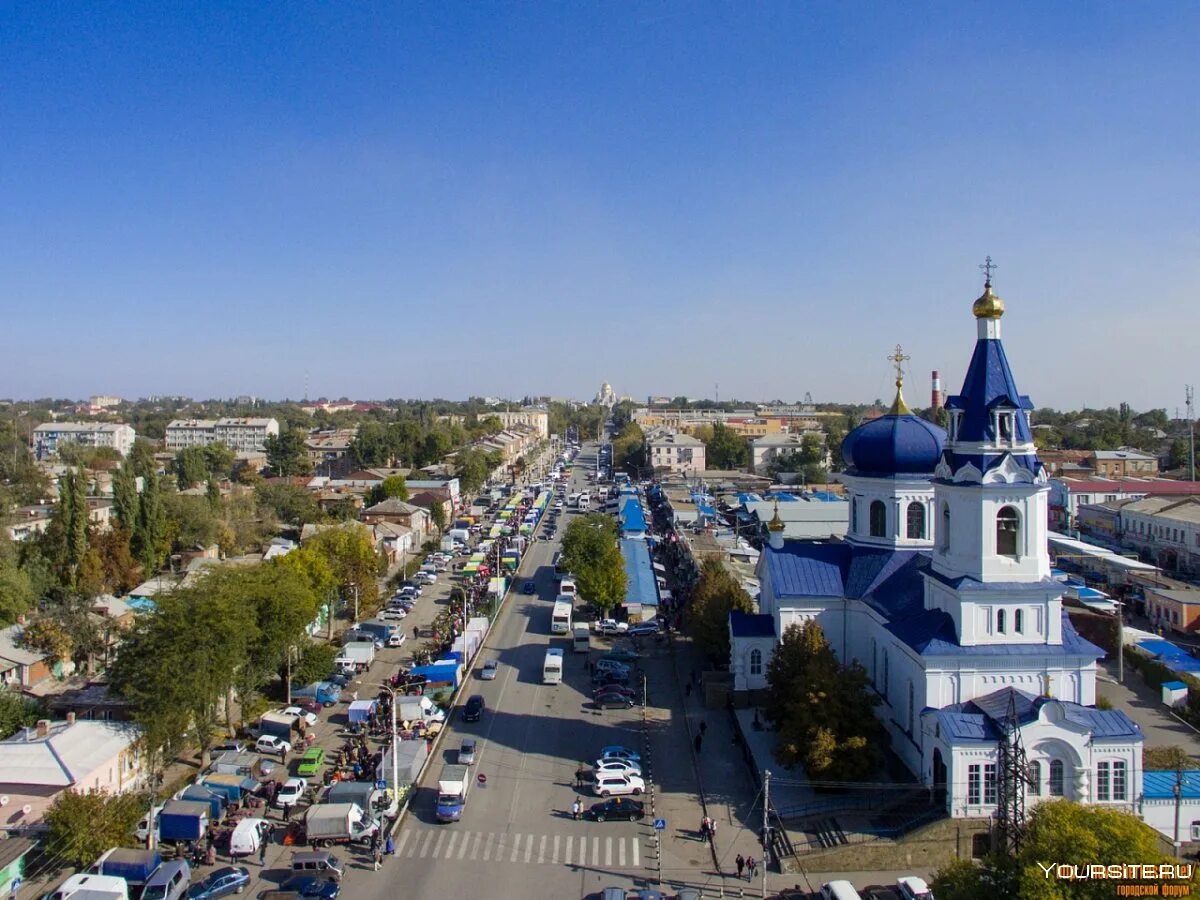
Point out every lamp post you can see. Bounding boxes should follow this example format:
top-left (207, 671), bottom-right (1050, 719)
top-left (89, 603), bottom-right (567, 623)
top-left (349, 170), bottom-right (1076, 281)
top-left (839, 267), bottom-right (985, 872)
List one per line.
top-left (375, 683), bottom-right (401, 817)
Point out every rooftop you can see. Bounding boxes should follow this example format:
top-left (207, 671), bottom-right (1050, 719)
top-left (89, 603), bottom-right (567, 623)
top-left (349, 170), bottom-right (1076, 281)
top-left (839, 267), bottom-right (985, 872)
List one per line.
top-left (0, 719), bottom-right (140, 787)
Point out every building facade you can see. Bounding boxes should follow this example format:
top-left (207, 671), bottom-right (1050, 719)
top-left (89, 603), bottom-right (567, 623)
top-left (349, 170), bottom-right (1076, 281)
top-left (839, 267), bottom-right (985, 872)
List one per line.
top-left (646, 432), bottom-right (706, 475)
top-left (32, 423), bottom-right (135, 460)
top-left (493, 409), bottom-right (549, 439)
top-left (165, 417), bottom-right (280, 452)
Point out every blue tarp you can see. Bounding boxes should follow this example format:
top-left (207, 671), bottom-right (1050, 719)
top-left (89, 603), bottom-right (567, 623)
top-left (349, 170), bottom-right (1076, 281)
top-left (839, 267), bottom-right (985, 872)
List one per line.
top-left (619, 498), bottom-right (647, 535)
top-left (620, 539), bottom-right (659, 609)
top-left (697, 504), bottom-right (716, 518)
top-left (1136, 640), bottom-right (1200, 674)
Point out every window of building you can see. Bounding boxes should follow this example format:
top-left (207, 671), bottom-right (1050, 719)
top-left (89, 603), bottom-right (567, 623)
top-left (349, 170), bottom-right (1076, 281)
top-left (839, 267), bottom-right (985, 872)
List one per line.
top-left (941, 504), bottom-right (951, 552)
top-left (749, 649), bottom-right (762, 676)
top-left (983, 763), bottom-right (998, 805)
top-left (1028, 760), bottom-right (1041, 795)
top-left (907, 502), bottom-right (926, 540)
top-left (996, 506), bottom-right (1020, 557)
top-left (1112, 761), bottom-right (1127, 801)
top-left (1049, 760), bottom-right (1065, 796)
top-left (1192, 822), bottom-right (1200, 841)
top-left (998, 413), bottom-right (1013, 442)
top-left (996, 609), bottom-right (1006, 634)
top-left (870, 500), bottom-right (887, 538)
top-left (1015, 609), bottom-right (1024, 634)
top-left (968, 764), bottom-right (981, 805)
top-left (1097, 762), bottom-right (1110, 801)
top-left (871, 638), bottom-right (877, 686)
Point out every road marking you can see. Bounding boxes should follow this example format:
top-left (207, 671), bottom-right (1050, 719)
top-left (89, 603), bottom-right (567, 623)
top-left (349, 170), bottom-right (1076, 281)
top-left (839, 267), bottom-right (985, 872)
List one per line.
top-left (565, 835), bottom-right (573, 866)
top-left (459, 831), bottom-right (473, 860)
top-left (483, 832), bottom-right (493, 861)
top-left (432, 831), bottom-right (446, 858)
top-left (592, 836), bottom-right (599, 867)
top-left (605, 836), bottom-right (612, 867)
top-left (405, 833), bottom-right (420, 858)
top-left (619, 837), bottom-right (626, 867)
top-left (419, 831), bottom-right (435, 858)
top-left (444, 832), bottom-right (458, 860)
top-left (538, 834), bottom-right (546, 864)
top-left (394, 830), bottom-right (412, 857)
top-left (525, 834), bottom-right (535, 863)
top-left (553, 834), bottom-right (560, 864)
top-left (510, 833), bottom-right (522, 862)
top-left (632, 838), bottom-right (639, 867)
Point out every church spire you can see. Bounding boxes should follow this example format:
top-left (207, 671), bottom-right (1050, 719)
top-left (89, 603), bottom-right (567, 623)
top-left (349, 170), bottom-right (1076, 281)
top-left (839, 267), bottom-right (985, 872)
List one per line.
top-left (887, 344), bottom-right (911, 415)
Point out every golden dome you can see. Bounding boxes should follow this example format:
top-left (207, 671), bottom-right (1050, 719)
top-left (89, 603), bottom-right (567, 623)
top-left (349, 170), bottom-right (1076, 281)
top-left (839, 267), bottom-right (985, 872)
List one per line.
top-left (972, 282), bottom-right (1005, 319)
top-left (767, 500), bottom-right (785, 532)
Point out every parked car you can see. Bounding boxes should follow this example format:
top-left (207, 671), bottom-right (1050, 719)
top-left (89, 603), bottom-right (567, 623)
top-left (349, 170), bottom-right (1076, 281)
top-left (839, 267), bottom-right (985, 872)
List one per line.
top-left (277, 875), bottom-right (340, 898)
top-left (296, 747), bottom-right (325, 777)
top-left (379, 608), bottom-right (407, 621)
top-left (324, 673), bottom-right (351, 688)
top-left (479, 659), bottom-right (499, 680)
top-left (256, 735), bottom-right (291, 755)
top-left (592, 684), bottom-right (637, 702)
top-left (593, 773), bottom-right (645, 797)
top-left (274, 777), bottom-right (307, 809)
top-left (281, 706), bottom-right (318, 727)
top-left (595, 692), bottom-right (634, 709)
top-left (386, 633), bottom-right (407, 648)
top-left (594, 758), bottom-right (642, 778)
top-left (186, 866), bottom-right (250, 899)
top-left (459, 738), bottom-right (477, 765)
top-left (592, 671), bottom-right (630, 688)
top-left (588, 797), bottom-right (644, 823)
top-left (212, 740), bottom-right (246, 756)
top-left (462, 695), bottom-right (485, 722)
top-left (522, 581), bottom-right (537, 595)
top-left (602, 647), bottom-right (640, 663)
top-left (598, 746), bottom-right (640, 763)
top-left (896, 876), bottom-right (934, 899)
top-left (627, 622), bottom-right (660, 637)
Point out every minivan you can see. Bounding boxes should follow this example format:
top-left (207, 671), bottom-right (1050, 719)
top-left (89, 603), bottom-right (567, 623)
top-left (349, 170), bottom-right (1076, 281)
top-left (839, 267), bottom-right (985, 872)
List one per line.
top-left (820, 881), bottom-right (863, 900)
top-left (290, 850), bottom-right (344, 881)
top-left (141, 860), bottom-right (191, 900)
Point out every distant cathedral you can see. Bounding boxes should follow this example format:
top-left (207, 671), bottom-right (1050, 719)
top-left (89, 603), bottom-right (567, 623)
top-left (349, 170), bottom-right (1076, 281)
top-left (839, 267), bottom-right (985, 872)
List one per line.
top-left (593, 382), bottom-right (617, 408)
top-left (731, 267), bottom-right (1143, 820)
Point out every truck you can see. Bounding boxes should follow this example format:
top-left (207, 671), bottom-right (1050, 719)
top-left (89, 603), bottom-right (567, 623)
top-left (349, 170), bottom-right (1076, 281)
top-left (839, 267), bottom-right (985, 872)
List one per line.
top-left (178, 784), bottom-right (227, 819)
top-left (95, 848), bottom-right (162, 888)
top-left (290, 681), bottom-right (342, 707)
top-left (397, 695), bottom-right (445, 724)
top-left (210, 749), bottom-right (275, 778)
top-left (257, 711), bottom-right (301, 742)
top-left (356, 620), bottom-right (394, 643)
top-left (199, 772), bottom-right (260, 803)
top-left (435, 764), bottom-right (470, 822)
top-left (46, 873), bottom-right (130, 900)
top-left (303, 802), bottom-right (380, 847)
top-left (156, 799), bottom-right (210, 844)
top-left (342, 640), bottom-right (376, 666)
top-left (325, 780), bottom-right (388, 817)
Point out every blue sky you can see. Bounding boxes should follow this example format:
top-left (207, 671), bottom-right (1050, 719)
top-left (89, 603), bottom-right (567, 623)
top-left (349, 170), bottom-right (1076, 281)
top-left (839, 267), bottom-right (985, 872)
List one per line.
top-left (2, 3), bottom-right (1196, 410)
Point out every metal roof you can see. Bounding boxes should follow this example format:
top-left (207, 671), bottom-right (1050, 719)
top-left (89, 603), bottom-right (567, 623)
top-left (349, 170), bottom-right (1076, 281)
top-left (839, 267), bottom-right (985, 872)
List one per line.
top-left (621, 539), bottom-right (659, 609)
top-left (729, 611), bottom-right (776, 638)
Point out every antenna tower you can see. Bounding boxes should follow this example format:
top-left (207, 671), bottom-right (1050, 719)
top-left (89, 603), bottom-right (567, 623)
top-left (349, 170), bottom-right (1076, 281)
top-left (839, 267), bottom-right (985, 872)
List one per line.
top-left (1187, 385), bottom-right (1195, 482)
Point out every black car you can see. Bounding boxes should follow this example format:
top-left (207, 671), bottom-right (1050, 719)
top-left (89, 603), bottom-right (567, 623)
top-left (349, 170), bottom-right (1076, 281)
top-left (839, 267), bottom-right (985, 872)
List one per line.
top-left (588, 796), bottom-right (645, 823)
top-left (595, 692), bottom-right (634, 709)
top-left (592, 684), bottom-right (637, 702)
top-left (463, 694), bottom-right (485, 722)
top-left (523, 581), bottom-right (537, 595)
top-left (592, 671), bottom-right (630, 687)
top-left (277, 875), bottom-right (340, 898)
top-left (325, 673), bottom-right (351, 688)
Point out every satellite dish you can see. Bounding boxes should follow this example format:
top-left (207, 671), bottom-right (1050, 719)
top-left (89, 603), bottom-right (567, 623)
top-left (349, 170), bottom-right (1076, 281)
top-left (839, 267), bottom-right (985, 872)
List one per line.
top-left (21, 804), bottom-right (32, 815)
top-left (0, 796), bottom-right (8, 806)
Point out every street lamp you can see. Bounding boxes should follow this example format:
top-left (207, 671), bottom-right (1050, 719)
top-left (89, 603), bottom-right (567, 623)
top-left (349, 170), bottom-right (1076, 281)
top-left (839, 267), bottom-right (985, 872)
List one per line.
top-left (374, 683), bottom-right (402, 817)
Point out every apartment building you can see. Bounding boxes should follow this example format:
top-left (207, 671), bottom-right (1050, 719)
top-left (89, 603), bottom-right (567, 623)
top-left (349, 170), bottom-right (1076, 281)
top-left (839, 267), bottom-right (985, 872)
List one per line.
top-left (165, 417), bottom-right (280, 453)
top-left (493, 409), bottom-right (549, 439)
top-left (646, 431), bottom-right (706, 475)
top-left (32, 422), bottom-right (135, 460)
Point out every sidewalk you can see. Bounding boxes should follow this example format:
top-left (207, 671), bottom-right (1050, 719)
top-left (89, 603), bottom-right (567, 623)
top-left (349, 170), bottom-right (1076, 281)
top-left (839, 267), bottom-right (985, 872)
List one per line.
top-left (1096, 658), bottom-right (1200, 756)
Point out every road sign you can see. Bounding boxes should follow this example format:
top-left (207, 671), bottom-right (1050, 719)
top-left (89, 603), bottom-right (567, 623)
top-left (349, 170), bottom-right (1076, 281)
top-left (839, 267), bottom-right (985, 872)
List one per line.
top-left (375, 780), bottom-right (388, 790)
top-left (653, 818), bottom-right (666, 831)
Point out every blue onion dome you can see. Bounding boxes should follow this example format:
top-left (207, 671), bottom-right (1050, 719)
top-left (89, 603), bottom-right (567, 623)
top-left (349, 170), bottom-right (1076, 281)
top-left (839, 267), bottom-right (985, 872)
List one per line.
top-left (841, 379), bottom-right (946, 477)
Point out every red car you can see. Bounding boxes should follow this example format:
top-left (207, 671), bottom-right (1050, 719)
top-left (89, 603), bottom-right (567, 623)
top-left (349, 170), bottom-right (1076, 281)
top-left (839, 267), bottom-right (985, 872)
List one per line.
top-left (291, 698), bottom-right (322, 715)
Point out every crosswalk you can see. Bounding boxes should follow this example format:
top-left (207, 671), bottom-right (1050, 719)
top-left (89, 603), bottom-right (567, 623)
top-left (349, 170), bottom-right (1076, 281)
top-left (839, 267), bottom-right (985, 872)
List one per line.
top-left (393, 828), bottom-right (644, 868)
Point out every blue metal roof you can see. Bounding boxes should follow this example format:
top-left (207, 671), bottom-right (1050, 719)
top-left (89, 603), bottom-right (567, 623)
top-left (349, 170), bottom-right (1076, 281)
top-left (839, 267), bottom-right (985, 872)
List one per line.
top-left (889, 609), bottom-right (1104, 660)
top-left (932, 688), bottom-right (1140, 743)
top-left (943, 337), bottom-right (1035, 444)
top-left (621, 539), bottom-right (659, 608)
top-left (619, 498), bottom-right (647, 534)
top-left (841, 413), bottom-right (946, 477)
top-left (764, 542), bottom-right (850, 598)
top-left (1145, 770), bottom-right (1200, 800)
top-left (730, 611), bottom-right (776, 638)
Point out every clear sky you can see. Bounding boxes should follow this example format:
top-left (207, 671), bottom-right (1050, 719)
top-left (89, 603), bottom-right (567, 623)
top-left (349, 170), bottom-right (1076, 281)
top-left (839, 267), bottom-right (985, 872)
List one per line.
top-left (2, 3), bottom-right (1197, 411)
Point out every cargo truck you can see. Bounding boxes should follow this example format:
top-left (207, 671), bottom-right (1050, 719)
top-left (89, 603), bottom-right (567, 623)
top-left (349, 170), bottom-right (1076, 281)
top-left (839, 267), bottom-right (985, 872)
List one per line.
top-left (435, 764), bottom-right (470, 822)
top-left (303, 802), bottom-right (380, 847)
top-left (156, 799), bottom-right (210, 844)
top-left (290, 681), bottom-right (342, 707)
top-left (397, 695), bottom-right (445, 724)
top-left (340, 641), bottom-right (375, 668)
top-left (95, 848), bottom-right (161, 888)
top-left (46, 873), bottom-right (130, 900)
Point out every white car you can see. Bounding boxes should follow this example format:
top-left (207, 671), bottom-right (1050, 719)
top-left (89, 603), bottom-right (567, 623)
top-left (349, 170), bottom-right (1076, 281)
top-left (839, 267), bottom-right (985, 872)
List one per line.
top-left (380, 608), bottom-right (407, 620)
top-left (594, 758), bottom-right (642, 778)
top-left (896, 876), bottom-right (934, 900)
top-left (416, 572), bottom-right (437, 584)
top-left (480, 659), bottom-right (499, 680)
top-left (593, 773), bottom-right (645, 798)
top-left (255, 735), bottom-right (292, 755)
top-left (274, 777), bottom-right (307, 808)
top-left (280, 706), bottom-right (318, 727)
top-left (387, 633), bottom-right (407, 648)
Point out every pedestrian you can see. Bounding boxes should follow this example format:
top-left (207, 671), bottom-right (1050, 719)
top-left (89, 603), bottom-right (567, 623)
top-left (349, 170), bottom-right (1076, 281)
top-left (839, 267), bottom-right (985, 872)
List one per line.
top-left (373, 845), bottom-right (383, 870)
top-left (699, 720), bottom-right (707, 736)
top-left (694, 733), bottom-right (702, 753)
top-left (699, 817), bottom-right (708, 841)
top-left (258, 835), bottom-right (268, 866)
top-left (746, 854), bottom-right (756, 880)
top-left (386, 834), bottom-right (395, 856)
top-left (280, 747), bottom-right (286, 765)
top-left (735, 854), bottom-right (745, 879)
top-left (709, 818), bottom-right (717, 843)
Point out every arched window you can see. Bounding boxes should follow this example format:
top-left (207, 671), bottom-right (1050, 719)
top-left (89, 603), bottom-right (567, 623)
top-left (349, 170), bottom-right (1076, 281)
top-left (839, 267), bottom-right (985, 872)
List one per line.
top-left (996, 609), bottom-right (1006, 634)
top-left (1028, 761), bottom-right (1042, 796)
top-left (869, 500), bottom-right (887, 537)
top-left (941, 504), bottom-right (951, 551)
top-left (749, 649), bottom-right (762, 676)
top-left (1015, 609), bottom-right (1024, 634)
top-left (1049, 759), bottom-right (1065, 797)
top-left (850, 497), bottom-right (857, 532)
top-left (906, 502), bottom-right (926, 540)
top-left (997, 506), bottom-right (1020, 557)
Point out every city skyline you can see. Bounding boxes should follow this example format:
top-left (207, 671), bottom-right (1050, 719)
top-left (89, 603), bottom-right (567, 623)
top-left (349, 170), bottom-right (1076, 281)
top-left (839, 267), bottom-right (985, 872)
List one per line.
top-left (2, 3), bottom-right (1197, 408)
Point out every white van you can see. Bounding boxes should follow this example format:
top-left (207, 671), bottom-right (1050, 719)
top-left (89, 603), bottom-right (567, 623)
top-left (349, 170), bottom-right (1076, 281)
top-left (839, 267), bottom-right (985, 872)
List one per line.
top-left (820, 881), bottom-right (863, 900)
top-left (229, 816), bottom-right (270, 859)
top-left (47, 874), bottom-right (130, 900)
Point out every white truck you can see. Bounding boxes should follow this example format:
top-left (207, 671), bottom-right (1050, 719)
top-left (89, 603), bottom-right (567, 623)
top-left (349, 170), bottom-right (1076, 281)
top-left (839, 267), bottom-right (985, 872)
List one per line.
top-left (397, 695), bottom-right (445, 724)
top-left (45, 874), bottom-right (130, 900)
top-left (435, 764), bottom-right (470, 822)
top-left (338, 641), bottom-right (376, 669)
top-left (303, 802), bottom-right (380, 847)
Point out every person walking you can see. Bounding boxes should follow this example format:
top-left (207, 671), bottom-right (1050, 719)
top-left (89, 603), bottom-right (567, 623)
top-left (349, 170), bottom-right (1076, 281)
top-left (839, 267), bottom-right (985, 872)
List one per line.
top-left (385, 834), bottom-right (395, 857)
top-left (258, 833), bottom-right (268, 866)
top-left (735, 854), bottom-right (745, 879)
top-left (699, 816), bottom-right (708, 842)
top-left (746, 854), bottom-right (757, 880)
top-left (708, 818), bottom-right (717, 843)
top-left (373, 844), bottom-right (383, 870)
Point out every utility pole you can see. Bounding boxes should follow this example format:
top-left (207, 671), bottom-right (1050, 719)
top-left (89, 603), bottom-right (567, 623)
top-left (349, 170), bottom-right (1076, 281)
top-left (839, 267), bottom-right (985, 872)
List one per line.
top-left (1175, 765), bottom-right (1184, 856)
top-left (761, 769), bottom-right (771, 899)
top-left (286, 646), bottom-right (294, 705)
top-left (1187, 385), bottom-right (1195, 483)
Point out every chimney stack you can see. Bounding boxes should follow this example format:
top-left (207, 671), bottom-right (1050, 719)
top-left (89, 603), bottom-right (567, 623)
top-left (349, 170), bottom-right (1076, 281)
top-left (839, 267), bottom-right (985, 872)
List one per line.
top-left (931, 370), bottom-right (945, 409)
top-left (36, 719), bottom-right (50, 739)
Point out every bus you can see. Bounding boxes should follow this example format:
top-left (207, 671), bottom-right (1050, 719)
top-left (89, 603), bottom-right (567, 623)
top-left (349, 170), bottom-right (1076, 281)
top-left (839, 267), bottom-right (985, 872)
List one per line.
top-left (578, 492), bottom-right (591, 511)
top-left (543, 648), bottom-right (564, 685)
top-left (551, 600), bottom-right (573, 634)
top-left (572, 623), bottom-right (591, 654)
top-left (559, 578), bottom-right (577, 598)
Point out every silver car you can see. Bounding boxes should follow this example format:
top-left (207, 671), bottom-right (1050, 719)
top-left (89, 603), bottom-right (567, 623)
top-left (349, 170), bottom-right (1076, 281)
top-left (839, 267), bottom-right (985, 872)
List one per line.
top-left (479, 659), bottom-right (499, 680)
top-left (459, 738), bottom-right (478, 765)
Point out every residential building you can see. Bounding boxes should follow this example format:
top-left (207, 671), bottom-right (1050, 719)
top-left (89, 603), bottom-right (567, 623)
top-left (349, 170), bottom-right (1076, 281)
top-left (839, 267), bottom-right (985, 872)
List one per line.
top-left (0, 623), bottom-right (58, 693)
top-left (0, 717), bottom-right (145, 827)
top-left (4, 505), bottom-right (54, 542)
top-left (493, 408), bottom-right (549, 439)
top-left (722, 417), bottom-right (784, 438)
top-left (1092, 448), bottom-right (1159, 478)
top-left (164, 417), bottom-right (279, 452)
top-left (646, 432), bottom-right (706, 475)
top-left (730, 277), bottom-right (1143, 823)
top-left (304, 428), bottom-right (357, 475)
top-left (1142, 583), bottom-right (1200, 634)
top-left (407, 478), bottom-right (462, 511)
top-left (1048, 477), bottom-right (1200, 530)
top-left (88, 395), bottom-right (122, 409)
top-left (750, 432), bottom-right (823, 476)
top-left (360, 498), bottom-right (431, 543)
top-left (409, 490), bottom-right (453, 529)
top-left (1115, 496), bottom-right (1200, 576)
top-left (32, 422), bottom-right (135, 460)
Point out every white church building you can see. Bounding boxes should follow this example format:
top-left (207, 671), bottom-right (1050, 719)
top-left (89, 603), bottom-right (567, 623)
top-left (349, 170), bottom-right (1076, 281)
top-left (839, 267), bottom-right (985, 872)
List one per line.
top-left (730, 276), bottom-right (1145, 821)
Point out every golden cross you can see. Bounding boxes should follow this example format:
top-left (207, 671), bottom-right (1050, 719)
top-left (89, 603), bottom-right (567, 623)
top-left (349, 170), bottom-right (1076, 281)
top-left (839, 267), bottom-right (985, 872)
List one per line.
top-left (888, 344), bottom-right (910, 385)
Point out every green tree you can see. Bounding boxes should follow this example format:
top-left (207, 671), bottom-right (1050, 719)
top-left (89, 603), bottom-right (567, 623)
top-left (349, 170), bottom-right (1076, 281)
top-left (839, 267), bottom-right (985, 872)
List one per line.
top-left (561, 515), bottom-right (626, 613)
top-left (367, 474), bottom-right (409, 505)
top-left (425, 498), bottom-right (447, 533)
top-left (174, 446), bottom-right (210, 489)
top-left (703, 423), bottom-right (749, 470)
top-left (0, 692), bottom-right (44, 740)
top-left (455, 448), bottom-right (493, 495)
top-left (0, 541), bottom-right (37, 625)
top-left (163, 492), bottom-right (221, 550)
top-left (765, 620), bottom-right (883, 781)
top-left (111, 459), bottom-right (139, 530)
top-left (134, 471), bottom-right (168, 574)
top-left (206, 477), bottom-right (221, 509)
top-left (306, 525), bottom-right (383, 615)
top-left (687, 557), bottom-right (755, 662)
top-left (203, 442), bottom-right (236, 481)
top-left (290, 641), bottom-right (338, 687)
top-left (254, 482), bottom-right (324, 525)
top-left (264, 427), bottom-right (311, 477)
top-left (44, 788), bottom-right (147, 868)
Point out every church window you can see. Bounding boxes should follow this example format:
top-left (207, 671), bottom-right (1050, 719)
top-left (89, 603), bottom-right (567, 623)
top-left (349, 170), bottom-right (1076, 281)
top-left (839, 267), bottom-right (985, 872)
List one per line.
top-left (983, 763), bottom-right (998, 805)
top-left (1112, 761), bottom-right (1127, 801)
top-left (1096, 762), bottom-right (1110, 801)
top-left (941, 504), bottom-right (951, 552)
top-left (869, 501), bottom-right (887, 537)
top-left (998, 412), bottom-right (1013, 442)
top-left (1015, 609), bottom-right (1024, 634)
top-left (850, 497), bottom-right (857, 532)
top-left (996, 506), bottom-right (1020, 557)
top-left (1028, 761), bottom-right (1041, 796)
top-left (996, 609), bottom-right (1006, 634)
top-left (1049, 760), bottom-right (1064, 796)
top-left (749, 649), bottom-right (762, 676)
top-left (906, 502), bottom-right (926, 540)
top-left (967, 765), bottom-right (981, 804)
top-left (871, 638), bottom-right (877, 686)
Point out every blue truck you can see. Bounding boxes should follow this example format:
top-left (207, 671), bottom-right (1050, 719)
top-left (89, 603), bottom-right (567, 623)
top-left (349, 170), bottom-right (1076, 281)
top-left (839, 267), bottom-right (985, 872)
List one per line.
top-left (178, 785), bottom-right (226, 820)
top-left (95, 847), bottom-right (162, 887)
top-left (356, 620), bottom-right (395, 643)
top-left (435, 764), bottom-right (470, 823)
top-left (157, 799), bottom-right (210, 844)
top-left (291, 681), bottom-right (342, 707)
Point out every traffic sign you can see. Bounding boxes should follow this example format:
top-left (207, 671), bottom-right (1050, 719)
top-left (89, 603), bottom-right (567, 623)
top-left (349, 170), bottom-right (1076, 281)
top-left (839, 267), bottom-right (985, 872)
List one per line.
top-left (375, 780), bottom-right (388, 790)
top-left (653, 818), bottom-right (666, 831)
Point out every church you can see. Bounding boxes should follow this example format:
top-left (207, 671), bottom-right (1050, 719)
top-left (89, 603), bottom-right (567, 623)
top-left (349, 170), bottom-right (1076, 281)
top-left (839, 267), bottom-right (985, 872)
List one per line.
top-left (729, 273), bottom-right (1144, 819)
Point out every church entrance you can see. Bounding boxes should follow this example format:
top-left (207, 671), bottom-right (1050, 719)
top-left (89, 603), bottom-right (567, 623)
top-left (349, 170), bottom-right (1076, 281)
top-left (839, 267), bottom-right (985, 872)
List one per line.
top-left (932, 749), bottom-right (948, 809)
